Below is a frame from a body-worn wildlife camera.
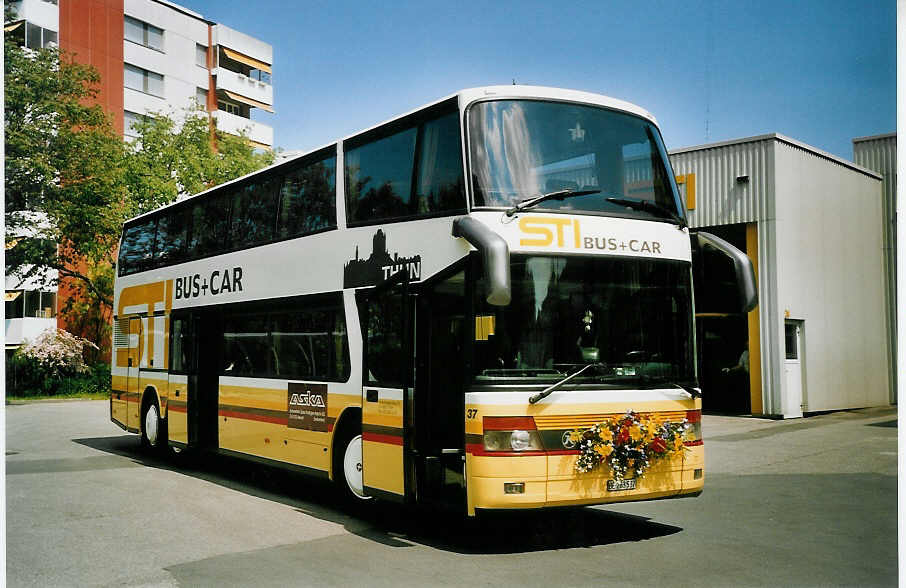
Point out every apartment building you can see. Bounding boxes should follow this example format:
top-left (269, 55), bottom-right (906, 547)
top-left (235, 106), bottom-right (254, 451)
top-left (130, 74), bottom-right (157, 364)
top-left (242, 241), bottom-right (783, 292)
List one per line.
top-left (7, 0), bottom-right (274, 147)
top-left (5, 0), bottom-right (274, 354)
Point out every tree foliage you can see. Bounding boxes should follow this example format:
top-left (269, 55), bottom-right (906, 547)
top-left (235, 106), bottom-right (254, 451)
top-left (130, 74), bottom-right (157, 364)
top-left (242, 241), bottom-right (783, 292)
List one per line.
top-left (5, 39), bottom-right (128, 304)
top-left (124, 107), bottom-right (272, 216)
top-left (5, 38), bottom-right (273, 326)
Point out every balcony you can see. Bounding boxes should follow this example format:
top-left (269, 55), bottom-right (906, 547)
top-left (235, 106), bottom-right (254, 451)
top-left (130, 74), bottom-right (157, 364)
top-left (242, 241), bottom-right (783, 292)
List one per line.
top-left (5, 317), bottom-right (57, 348)
top-left (213, 68), bottom-right (273, 111)
top-left (212, 109), bottom-right (273, 148)
top-left (211, 24), bottom-right (272, 68)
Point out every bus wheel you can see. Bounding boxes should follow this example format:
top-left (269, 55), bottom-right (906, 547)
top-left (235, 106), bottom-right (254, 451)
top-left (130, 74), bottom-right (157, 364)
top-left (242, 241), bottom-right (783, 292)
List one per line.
top-left (335, 430), bottom-right (372, 502)
top-left (141, 399), bottom-right (166, 453)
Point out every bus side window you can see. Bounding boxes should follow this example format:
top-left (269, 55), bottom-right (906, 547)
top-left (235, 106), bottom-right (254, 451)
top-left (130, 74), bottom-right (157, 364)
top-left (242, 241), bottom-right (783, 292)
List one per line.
top-left (345, 102), bottom-right (464, 226)
top-left (345, 127), bottom-right (417, 224)
top-left (364, 293), bottom-right (404, 387)
top-left (231, 176), bottom-right (280, 248)
top-left (271, 301), bottom-right (350, 381)
top-left (415, 110), bottom-right (465, 215)
top-left (190, 192), bottom-right (231, 257)
top-left (222, 314), bottom-right (270, 376)
top-left (155, 207), bottom-right (189, 265)
top-left (118, 217), bottom-right (158, 275)
top-left (278, 155), bottom-right (337, 239)
top-left (170, 316), bottom-right (195, 373)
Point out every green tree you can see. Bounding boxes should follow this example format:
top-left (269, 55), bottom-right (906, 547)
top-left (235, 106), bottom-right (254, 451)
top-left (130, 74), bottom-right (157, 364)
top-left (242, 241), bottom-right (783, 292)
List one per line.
top-left (4, 39), bottom-right (129, 306)
top-left (124, 107), bottom-right (273, 217)
top-left (5, 39), bottom-right (273, 338)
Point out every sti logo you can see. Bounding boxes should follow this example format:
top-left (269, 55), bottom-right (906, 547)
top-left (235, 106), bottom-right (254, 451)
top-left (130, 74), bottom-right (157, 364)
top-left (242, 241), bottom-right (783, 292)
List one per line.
top-left (289, 390), bottom-right (326, 408)
top-left (518, 217), bottom-right (582, 248)
top-left (517, 216), bottom-right (663, 255)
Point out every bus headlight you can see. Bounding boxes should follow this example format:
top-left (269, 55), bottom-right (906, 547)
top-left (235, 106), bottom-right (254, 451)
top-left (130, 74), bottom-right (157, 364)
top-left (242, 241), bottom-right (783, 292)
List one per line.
top-left (482, 417), bottom-right (544, 452)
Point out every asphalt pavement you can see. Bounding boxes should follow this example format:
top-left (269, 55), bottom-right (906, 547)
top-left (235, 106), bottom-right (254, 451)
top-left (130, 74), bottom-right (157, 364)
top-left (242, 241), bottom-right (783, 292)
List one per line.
top-left (5, 400), bottom-right (898, 587)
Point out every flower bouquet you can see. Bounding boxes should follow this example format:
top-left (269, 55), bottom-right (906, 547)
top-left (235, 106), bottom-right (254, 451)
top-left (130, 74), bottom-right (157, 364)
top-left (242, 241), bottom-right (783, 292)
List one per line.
top-left (570, 410), bottom-right (689, 481)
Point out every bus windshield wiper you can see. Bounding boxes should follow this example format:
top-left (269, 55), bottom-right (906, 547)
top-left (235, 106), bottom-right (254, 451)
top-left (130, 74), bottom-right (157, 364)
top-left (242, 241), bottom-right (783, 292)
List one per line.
top-left (606, 196), bottom-right (687, 229)
top-left (505, 189), bottom-right (600, 217)
top-left (633, 375), bottom-right (702, 398)
top-left (528, 362), bottom-right (605, 404)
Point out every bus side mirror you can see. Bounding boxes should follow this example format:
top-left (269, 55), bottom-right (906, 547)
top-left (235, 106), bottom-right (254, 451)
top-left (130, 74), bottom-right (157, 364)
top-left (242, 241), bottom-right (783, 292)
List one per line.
top-left (692, 231), bottom-right (758, 313)
top-left (452, 217), bottom-right (511, 306)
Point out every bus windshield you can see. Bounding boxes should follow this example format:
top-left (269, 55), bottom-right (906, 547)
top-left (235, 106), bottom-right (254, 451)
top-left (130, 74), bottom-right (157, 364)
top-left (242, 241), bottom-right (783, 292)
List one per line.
top-left (472, 255), bottom-right (694, 386)
top-left (468, 100), bottom-right (682, 219)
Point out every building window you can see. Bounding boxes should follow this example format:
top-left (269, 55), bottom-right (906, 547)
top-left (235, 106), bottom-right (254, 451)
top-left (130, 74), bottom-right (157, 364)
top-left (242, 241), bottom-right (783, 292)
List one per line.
top-left (5, 291), bottom-right (24, 319)
top-left (196, 43), bottom-right (208, 68)
top-left (5, 290), bottom-right (56, 318)
top-left (124, 63), bottom-right (164, 97)
top-left (195, 87), bottom-right (208, 108)
top-left (249, 69), bottom-right (271, 84)
top-left (24, 22), bottom-right (57, 49)
top-left (217, 100), bottom-right (242, 116)
top-left (124, 16), bottom-right (163, 51)
top-left (123, 110), bottom-right (151, 137)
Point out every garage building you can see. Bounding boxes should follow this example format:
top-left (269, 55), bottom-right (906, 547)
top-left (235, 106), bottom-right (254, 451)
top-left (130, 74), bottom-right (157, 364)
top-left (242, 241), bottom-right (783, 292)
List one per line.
top-left (669, 133), bottom-right (889, 417)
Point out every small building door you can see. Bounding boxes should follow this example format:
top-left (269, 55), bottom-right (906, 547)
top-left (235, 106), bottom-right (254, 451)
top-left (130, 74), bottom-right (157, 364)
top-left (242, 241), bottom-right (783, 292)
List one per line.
top-left (784, 320), bottom-right (805, 418)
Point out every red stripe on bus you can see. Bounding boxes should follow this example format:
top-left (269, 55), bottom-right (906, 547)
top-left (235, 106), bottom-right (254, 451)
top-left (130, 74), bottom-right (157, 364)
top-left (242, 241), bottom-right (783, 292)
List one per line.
top-left (465, 444), bottom-right (580, 457)
top-left (168, 404), bottom-right (187, 413)
top-left (466, 443), bottom-right (545, 457)
top-left (362, 432), bottom-right (403, 446)
top-left (684, 439), bottom-right (704, 446)
top-left (219, 409), bottom-right (288, 426)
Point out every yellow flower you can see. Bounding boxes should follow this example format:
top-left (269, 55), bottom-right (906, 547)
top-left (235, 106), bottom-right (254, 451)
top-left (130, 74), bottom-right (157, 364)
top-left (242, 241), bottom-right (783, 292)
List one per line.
top-left (673, 437), bottom-right (684, 451)
top-left (598, 427), bottom-right (613, 442)
top-left (594, 443), bottom-right (613, 457)
top-left (629, 425), bottom-right (642, 442)
top-left (643, 428), bottom-right (656, 444)
top-left (569, 430), bottom-right (582, 443)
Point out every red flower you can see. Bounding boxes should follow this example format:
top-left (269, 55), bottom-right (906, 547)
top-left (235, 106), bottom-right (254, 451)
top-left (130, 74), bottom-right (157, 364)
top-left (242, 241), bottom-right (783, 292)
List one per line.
top-left (648, 437), bottom-right (667, 453)
top-left (616, 426), bottom-right (631, 445)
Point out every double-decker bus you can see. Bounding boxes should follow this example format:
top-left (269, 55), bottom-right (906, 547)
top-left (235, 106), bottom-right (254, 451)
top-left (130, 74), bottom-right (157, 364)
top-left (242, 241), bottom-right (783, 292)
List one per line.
top-left (111, 86), bottom-right (756, 515)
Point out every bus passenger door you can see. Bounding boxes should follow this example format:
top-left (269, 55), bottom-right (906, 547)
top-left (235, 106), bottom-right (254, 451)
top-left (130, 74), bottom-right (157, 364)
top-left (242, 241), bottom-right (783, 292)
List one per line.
top-left (166, 313), bottom-right (195, 447)
top-left (126, 317), bottom-right (142, 432)
top-left (360, 281), bottom-right (414, 502)
top-left (414, 270), bottom-right (467, 509)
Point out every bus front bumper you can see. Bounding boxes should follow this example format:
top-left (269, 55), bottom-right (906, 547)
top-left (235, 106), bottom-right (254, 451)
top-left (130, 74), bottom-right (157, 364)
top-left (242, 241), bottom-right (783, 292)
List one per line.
top-left (466, 446), bottom-right (704, 514)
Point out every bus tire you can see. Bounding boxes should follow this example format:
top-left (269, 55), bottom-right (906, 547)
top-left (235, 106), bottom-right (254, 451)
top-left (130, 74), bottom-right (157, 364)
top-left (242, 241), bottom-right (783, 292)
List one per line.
top-left (333, 426), bottom-right (373, 504)
top-left (140, 395), bottom-right (166, 454)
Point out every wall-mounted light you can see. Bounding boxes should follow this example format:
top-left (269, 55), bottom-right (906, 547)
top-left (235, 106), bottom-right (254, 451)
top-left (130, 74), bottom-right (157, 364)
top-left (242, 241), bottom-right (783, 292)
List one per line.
top-left (736, 175), bottom-right (750, 184)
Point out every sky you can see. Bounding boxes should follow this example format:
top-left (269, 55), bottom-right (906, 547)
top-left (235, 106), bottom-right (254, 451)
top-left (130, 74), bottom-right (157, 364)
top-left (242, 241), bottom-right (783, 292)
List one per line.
top-left (188, 0), bottom-right (895, 160)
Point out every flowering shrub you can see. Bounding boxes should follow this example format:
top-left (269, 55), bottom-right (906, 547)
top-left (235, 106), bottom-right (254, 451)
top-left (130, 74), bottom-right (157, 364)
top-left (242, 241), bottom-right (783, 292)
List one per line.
top-left (571, 410), bottom-right (689, 481)
top-left (8, 329), bottom-right (100, 396)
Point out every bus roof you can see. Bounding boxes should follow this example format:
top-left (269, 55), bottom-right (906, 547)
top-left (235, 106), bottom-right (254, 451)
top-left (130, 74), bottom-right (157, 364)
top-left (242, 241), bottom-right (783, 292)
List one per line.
top-left (124, 86), bottom-right (658, 226)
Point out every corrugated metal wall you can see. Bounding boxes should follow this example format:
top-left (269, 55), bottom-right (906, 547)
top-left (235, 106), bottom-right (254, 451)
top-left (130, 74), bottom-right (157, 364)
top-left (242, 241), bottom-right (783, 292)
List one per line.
top-left (670, 137), bottom-right (781, 416)
top-left (853, 134), bottom-right (897, 404)
top-left (670, 137), bottom-right (775, 227)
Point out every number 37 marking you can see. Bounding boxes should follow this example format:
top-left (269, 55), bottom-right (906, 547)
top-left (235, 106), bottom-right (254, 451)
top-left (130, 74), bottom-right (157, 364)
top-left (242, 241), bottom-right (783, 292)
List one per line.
top-left (466, 409), bottom-right (478, 419)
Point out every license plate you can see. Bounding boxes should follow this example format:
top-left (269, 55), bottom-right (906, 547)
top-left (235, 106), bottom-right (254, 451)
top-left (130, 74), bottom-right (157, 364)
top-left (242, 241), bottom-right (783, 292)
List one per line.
top-left (607, 478), bottom-right (636, 491)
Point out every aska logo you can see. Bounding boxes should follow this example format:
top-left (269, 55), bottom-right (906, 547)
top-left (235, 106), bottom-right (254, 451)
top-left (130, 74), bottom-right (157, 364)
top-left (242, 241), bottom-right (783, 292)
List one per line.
top-left (289, 390), bottom-right (326, 408)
